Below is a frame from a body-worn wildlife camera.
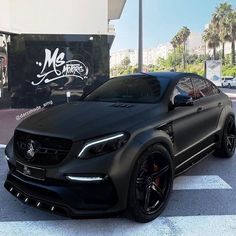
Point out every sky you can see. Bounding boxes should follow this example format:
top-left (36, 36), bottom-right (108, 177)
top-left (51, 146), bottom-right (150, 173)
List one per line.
top-left (111, 0), bottom-right (236, 52)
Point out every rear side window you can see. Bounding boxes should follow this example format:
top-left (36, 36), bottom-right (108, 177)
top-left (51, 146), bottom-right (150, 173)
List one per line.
top-left (191, 77), bottom-right (220, 99)
top-left (191, 78), bottom-right (206, 100)
top-left (204, 79), bottom-right (220, 96)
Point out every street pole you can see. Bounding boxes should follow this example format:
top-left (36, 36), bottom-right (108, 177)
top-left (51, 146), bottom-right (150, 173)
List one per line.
top-left (138, 0), bottom-right (143, 72)
top-left (204, 42), bottom-right (207, 77)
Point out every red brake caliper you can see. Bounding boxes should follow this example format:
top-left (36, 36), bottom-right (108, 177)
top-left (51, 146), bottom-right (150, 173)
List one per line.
top-left (153, 164), bottom-right (160, 186)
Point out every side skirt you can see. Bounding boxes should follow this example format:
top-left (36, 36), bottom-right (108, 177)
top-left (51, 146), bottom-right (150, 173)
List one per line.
top-left (174, 143), bottom-right (216, 176)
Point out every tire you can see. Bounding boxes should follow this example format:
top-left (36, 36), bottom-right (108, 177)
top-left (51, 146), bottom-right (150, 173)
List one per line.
top-left (214, 115), bottom-right (236, 158)
top-left (128, 144), bottom-right (174, 223)
top-left (228, 83), bottom-right (231, 89)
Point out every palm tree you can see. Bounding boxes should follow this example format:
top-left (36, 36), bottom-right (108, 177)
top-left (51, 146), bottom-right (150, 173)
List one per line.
top-left (212, 3), bottom-right (233, 64)
top-left (179, 26), bottom-right (190, 69)
top-left (203, 23), bottom-right (220, 60)
top-left (225, 11), bottom-right (236, 65)
top-left (175, 33), bottom-right (182, 51)
top-left (171, 37), bottom-right (178, 53)
top-left (171, 37), bottom-right (178, 70)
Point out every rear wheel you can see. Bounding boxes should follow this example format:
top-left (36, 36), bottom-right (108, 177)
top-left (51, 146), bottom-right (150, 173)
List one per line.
top-left (128, 144), bottom-right (173, 223)
top-left (214, 115), bottom-right (236, 158)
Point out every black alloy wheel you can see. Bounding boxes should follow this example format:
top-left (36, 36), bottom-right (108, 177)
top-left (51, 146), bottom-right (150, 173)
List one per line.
top-left (224, 116), bottom-right (236, 154)
top-left (128, 144), bottom-right (173, 223)
top-left (215, 115), bottom-right (236, 158)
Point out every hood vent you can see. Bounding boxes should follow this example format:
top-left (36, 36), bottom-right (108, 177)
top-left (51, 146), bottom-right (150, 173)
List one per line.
top-left (110, 103), bottom-right (134, 108)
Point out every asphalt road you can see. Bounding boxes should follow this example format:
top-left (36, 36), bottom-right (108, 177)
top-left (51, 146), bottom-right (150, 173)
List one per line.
top-left (0, 89), bottom-right (236, 235)
top-left (2, 150), bottom-right (236, 236)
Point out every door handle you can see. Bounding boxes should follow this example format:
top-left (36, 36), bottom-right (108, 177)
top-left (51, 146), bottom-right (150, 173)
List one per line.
top-left (197, 107), bottom-right (203, 112)
top-left (218, 102), bottom-right (223, 107)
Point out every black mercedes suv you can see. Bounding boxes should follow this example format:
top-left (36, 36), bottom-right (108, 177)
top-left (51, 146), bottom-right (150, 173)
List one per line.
top-left (4, 72), bottom-right (236, 222)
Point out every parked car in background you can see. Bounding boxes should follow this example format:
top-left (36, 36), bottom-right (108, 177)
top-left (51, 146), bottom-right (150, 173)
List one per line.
top-left (221, 76), bottom-right (236, 88)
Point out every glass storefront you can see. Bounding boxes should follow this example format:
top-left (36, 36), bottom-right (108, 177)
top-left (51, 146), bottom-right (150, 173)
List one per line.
top-left (0, 34), bottom-right (110, 109)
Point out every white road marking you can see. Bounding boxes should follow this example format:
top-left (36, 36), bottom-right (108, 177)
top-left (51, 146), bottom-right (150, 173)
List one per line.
top-left (0, 215), bottom-right (236, 236)
top-left (173, 175), bottom-right (232, 190)
top-left (0, 144), bottom-right (6, 148)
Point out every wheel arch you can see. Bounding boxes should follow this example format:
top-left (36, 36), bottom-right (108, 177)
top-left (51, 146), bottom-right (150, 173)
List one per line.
top-left (217, 105), bottom-right (235, 130)
top-left (122, 130), bottom-right (174, 209)
top-left (125, 132), bottom-right (174, 220)
top-left (216, 105), bottom-right (235, 148)
top-left (132, 130), bottom-right (174, 159)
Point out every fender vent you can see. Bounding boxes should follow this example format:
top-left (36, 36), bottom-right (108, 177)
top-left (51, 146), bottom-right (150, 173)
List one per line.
top-left (158, 123), bottom-right (174, 143)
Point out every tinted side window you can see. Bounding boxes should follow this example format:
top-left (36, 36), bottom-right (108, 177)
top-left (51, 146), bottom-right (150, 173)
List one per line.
top-left (192, 77), bottom-right (220, 99)
top-left (191, 77), bottom-right (207, 100)
top-left (171, 77), bottom-right (194, 103)
top-left (204, 79), bottom-right (220, 95)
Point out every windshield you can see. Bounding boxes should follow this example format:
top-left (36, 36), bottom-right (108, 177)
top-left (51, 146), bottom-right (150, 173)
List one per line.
top-left (84, 75), bottom-right (170, 103)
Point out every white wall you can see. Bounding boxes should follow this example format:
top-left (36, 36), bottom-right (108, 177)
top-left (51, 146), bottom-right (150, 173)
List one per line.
top-left (0, 0), bottom-right (11, 33)
top-left (10, 0), bottom-right (108, 34)
top-left (0, 0), bottom-right (120, 34)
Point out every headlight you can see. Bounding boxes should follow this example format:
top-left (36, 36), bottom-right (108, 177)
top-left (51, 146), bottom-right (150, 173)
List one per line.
top-left (78, 132), bottom-right (129, 159)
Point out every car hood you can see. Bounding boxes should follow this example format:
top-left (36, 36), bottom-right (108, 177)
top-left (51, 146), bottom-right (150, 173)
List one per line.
top-left (16, 101), bottom-right (159, 141)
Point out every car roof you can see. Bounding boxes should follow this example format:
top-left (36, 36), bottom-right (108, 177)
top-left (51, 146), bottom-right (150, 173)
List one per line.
top-left (123, 72), bottom-right (200, 81)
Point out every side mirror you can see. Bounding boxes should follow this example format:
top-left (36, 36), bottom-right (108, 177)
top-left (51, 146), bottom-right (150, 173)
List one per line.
top-left (174, 94), bottom-right (193, 107)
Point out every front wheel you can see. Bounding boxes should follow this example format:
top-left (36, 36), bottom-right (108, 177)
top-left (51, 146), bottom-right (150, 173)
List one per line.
top-left (128, 144), bottom-right (174, 223)
top-left (214, 115), bottom-right (236, 158)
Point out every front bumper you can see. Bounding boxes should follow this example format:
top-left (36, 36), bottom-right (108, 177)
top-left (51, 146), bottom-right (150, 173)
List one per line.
top-left (4, 170), bottom-right (120, 217)
top-left (4, 135), bottom-right (143, 217)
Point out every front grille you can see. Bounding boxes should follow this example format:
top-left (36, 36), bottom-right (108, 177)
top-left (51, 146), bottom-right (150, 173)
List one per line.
top-left (14, 130), bottom-right (72, 166)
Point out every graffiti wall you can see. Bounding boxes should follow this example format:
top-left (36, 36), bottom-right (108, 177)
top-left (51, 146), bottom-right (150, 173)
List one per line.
top-left (0, 34), bottom-right (109, 109)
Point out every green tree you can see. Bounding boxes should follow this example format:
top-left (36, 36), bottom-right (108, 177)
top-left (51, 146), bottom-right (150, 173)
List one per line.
top-left (212, 2), bottom-right (233, 64)
top-left (171, 27), bottom-right (190, 70)
top-left (225, 11), bottom-right (236, 65)
top-left (121, 56), bottom-right (131, 69)
top-left (179, 26), bottom-right (191, 69)
top-left (171, 36), bottom-right (178, 70)
top-left (203, 23), bottom-right (220, 60)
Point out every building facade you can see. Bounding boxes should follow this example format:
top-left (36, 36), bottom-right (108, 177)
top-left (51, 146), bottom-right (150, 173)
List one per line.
top-left (111, 31), bottom-right (235, 68)
top-left (0, 0), bottom-right (126, 109)
top-left (110, 43), bottom-right (172, 67)
top-left (186, 32), bottom-right (205, 55)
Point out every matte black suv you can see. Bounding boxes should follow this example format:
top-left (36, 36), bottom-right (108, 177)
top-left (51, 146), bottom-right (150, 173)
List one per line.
top-left (4, 72), bottom-right (236, 222)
